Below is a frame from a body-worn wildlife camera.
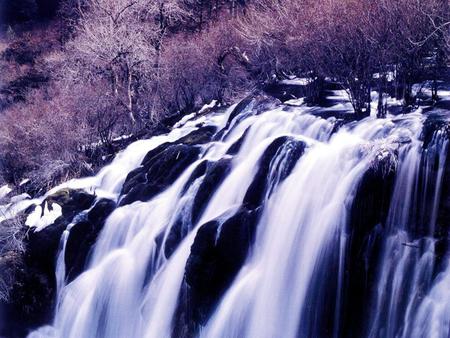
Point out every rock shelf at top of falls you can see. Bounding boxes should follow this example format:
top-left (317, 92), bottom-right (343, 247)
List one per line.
top-left (1, 87), bottom-right (450, 338)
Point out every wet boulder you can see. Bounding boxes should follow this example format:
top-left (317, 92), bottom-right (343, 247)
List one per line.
top-left (190, 159), bottom-right (232, 224)
top-left (340, 155), bottom-right (397, 337)
top-left (184, 207), bottom-right (260, 325)
top-left (244, 136), bottom-right (305, 209)
top-left (26, 189), bottom-right (96, 268)
top-left (164, 159), bottom-right (232, 258)
top-left (44, 188), bottom-right (95, 219)
top-left (120, 142), bottom-right (174, 196)
top-left (0, 228), bottom-right (63, 336)
top-left (263, 81), bottom-right (311, 102)
top-left (131, 126), bottom-right (216, 186)
top-left (1, 258), bottom-right (55, 337)
top-left (178, 126), bottom-right (217, 145)
top-left (224, 96), bottom-right (254, 129)
top-left (179, 160), bottom-right (209, 195)
top-left (120, 167), bottom-right (147, 196)
top-left (20, 189), bottom-right (96, 285)
top-left (0, 189), bottom-right (97, 337)
top-left (420, 113), bottom-right (450, 148)
top-left (223, 93), bottom-right (280, 133)
top-left (120, 144), bottom-right (201, 206)
top-left (434, 136), bottom-right (450, 274)
top-left (226, 127), bottom-right (250, 155)
top-left (65, 198), bottom-right (116, 282)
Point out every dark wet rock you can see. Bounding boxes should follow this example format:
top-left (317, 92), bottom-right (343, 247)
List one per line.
top-left (65, 198), bottom-right (116, 282)
top-left (226, 127), bottom-right (250, 155)
top-left (180, 160), bottom-right (209, 195)
top-left (121, 167), bottom-right (147, 196)
top-left (184, 207), bottom-right (260, 326)
top-left (172, 137), bottom-right (307, 335)
top-left (0, 189), bottom-right (97, 337)
top-left (0, 215), bottom-right (68, 338)
top-left (224, 93), bottom-right (280, 132)
top-left (1, 260), bottom-right (55, 338)
top-left (263, 81), bottom-right (312, 102)
top-left (191, 159), bottom-right (232, 223)
top-left (178, 126), bottom-right (217, 145)
top-left (164, 159), bottom-right (232, 259)
top-left (299, 230), bottom-right (342, 338)
top-left (340, 161), bottom-right (397, 337)
top-left (244, 136), bottom-right (306, 209)
top-left (421, 113), bottom-right (450, 148)
top-left (120, 144), bottom-right (201, 206)
top-left (26, 218), bottom-right (67, 271)
top-left (140, 142), bottom-right (173, 168)
top-left (224, 96), bottom-right (254, 129)
top-left (44, 189), bottom-right (95, 219)
top-left (434, 142), bottom-right (450, 275)
top-left (24, 189), bottom-right (96, 271)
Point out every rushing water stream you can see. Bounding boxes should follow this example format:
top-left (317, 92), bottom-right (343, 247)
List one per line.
top-left (27, 98), bottom-right (449, 338)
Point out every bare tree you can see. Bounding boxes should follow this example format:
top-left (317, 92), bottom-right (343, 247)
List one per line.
top-left (67, 0), bottom-right (157, 124)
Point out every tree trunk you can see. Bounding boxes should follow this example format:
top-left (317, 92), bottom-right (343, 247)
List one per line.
top-left (126, 66), bottom-right (136, 124)
top-left (377, 73), bottom-right (386, 118)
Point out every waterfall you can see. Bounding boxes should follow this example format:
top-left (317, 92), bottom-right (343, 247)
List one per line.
top-left (27, 99), bottom-right (449, 338)
top-left (54, 211), bottom-right (89, 300)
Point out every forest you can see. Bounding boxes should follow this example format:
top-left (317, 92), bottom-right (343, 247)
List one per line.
top-left (0, 0), bottom-right (448, 192)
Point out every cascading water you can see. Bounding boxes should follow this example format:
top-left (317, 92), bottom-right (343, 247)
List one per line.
top-left (27, 97), bottom-right (449, 338)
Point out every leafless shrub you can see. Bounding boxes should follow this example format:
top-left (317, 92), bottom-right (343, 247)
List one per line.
top-left (1, 0), bottom-right (448, 189)
top-left (237, 0), bottom-right (449, 115)
top-left (157, 19), bottom-right (251, 114)
top-left (0, 217), bottom-right (26, 256)
top-left (0, 216), bottom-right (26, 302)
top-left (0, 87), bottom-right (91, 185)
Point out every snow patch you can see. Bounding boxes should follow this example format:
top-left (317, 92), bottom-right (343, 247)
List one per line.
top-left (19, 178), bottom-right (30, 186)
top-left (10, 193), bottom-right (31, 204)
top-left (280, 78), bottom-right (312, 86)
top-left (0, 185), bottom-right (12, 200)
top-left (199, 100), bottom-right (218, 114)
top-left (0, 198), bottom-right (38, 223)
top-left (112, 134), bottom-right (133, 142)
top-left (284, 98), bottom-right (305, 106)
top-left (26, 202), bottom-right (62, 232)
top-left (173, 113), bottom-right (197, 129)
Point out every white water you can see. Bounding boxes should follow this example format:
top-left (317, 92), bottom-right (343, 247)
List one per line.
top-left (367, 126), bottom-right (449, 338)
top-left (26, 99), bottom-right (450, 338)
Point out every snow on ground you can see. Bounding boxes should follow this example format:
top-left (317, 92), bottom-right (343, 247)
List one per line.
top-left (198, 100), bottom-right (218, 114)
top-left (0, 197), bottom-right (37, 223)
top-left (19, 178), bottom-right (30, 186)
top-left (10, 193), bottom-right (31, 204)
top-left (112, 134), bottom-right (133, 142)
top-left (284, 98), bottom-right (305, 106)
top-left (0, 184), bottom-right (12, 201)
top-left (326, 89), bottom-right (350, 102)
top-left (25, 202), bottom-right (62, 232)
top-left (173, 112), bottom-right (197, 128)
top-left (280, 78), bottom-right (312, 86)
top-left (372, 71), bottom-right (395, 82)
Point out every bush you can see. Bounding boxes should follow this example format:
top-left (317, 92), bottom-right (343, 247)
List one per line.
top-left (157, 20), bottom-right (252, 114)
top-left (0, 216), bottom-right (26, 302)
top-left (0, 88), bottom-right (92, 189)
